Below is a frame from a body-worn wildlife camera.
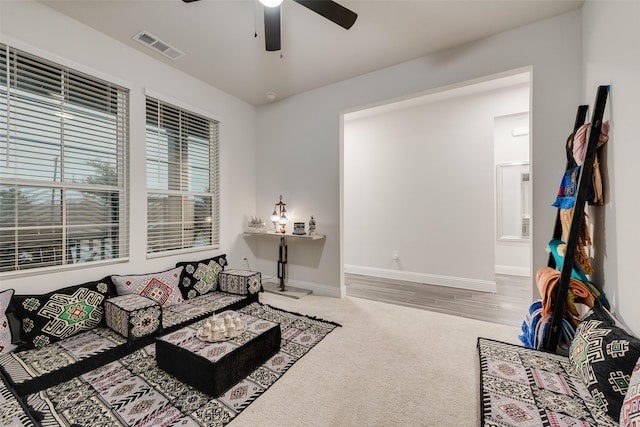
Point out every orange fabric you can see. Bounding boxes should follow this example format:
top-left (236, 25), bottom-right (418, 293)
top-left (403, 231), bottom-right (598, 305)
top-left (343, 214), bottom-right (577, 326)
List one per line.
top-left (558, 209), bottom-right (593, 276)
top-left (536, 266), bottom-right (595, 324)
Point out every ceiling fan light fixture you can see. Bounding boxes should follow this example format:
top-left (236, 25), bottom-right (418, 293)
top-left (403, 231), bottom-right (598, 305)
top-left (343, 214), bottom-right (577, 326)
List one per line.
top-left (259, 0), bottom-right (284, 8)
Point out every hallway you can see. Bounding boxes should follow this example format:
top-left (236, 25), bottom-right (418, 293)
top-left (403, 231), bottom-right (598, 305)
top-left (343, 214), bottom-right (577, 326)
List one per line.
top-left (345, 273), bottom-right (531, 327)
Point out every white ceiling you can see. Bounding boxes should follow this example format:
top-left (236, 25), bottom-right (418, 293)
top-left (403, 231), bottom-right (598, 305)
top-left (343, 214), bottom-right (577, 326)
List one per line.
top-left (40, 0), bottom-right (583, 106)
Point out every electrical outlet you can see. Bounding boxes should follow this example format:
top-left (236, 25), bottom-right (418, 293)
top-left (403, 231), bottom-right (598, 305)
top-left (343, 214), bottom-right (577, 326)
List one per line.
top-left (392, 250), bottom-right (399, 260)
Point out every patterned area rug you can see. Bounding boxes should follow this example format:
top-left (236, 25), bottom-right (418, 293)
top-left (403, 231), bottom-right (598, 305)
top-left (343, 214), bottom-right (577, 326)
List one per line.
top-left (28, 303), bottom-right (340, 426)
top-left (0, 292), bottom-right (247, 396)
top-left (0, 376), bottom-right (37, 426)
top-left (477, 338), bottom-right (616, 427)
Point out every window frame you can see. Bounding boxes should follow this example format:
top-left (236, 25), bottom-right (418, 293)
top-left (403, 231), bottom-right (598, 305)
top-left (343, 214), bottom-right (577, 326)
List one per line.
top-left (0, 43), bottom-right (130, 276)
top-left (145, 94), bottom-right (220, 257)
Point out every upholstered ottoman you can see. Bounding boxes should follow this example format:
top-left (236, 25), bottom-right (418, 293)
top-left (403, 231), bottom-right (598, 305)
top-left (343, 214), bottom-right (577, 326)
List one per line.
top-left (156, 311), bottom-right (280, 397)
top-left (105, 294), bottom-right (162, 345)
top-left (219, 269), bottom-right (262, 295)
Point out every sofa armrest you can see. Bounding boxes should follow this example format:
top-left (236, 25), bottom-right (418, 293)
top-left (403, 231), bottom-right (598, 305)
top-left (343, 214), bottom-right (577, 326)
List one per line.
top-left (218, 270), bottom-right (262, 295)
top-left (105, 294), bottom-right (162, 345)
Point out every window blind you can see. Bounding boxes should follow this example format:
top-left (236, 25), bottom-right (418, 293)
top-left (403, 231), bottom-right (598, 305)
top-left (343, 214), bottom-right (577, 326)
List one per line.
top-left (145, 97), bottom-right (219, 255)
top-left (0, 44), bottom-right (129, 274)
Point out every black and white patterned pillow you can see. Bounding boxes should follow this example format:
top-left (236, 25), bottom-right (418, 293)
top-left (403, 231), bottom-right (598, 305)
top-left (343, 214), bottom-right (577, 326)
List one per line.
top-left (569, 303), bottom-right (640, 422)
top-left (176, 254), bottom-right (226, 299)
top-left (112, 267), bottom-right (184, 308)
top-left (11, 278), bottom-right (115, 350)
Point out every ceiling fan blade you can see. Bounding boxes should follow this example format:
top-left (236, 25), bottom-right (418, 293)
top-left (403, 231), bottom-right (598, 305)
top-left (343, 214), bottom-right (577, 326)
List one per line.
top-left (294, 0), bottom-right (357, 30)
top-left (264, 6), bottom-right (282, 51)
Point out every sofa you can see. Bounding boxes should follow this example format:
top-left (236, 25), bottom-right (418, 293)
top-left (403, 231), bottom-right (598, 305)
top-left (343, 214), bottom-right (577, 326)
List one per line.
top-left (0, 254), bottom-right (263, 425)
top-left (478, 301), bottom-right (640, 427)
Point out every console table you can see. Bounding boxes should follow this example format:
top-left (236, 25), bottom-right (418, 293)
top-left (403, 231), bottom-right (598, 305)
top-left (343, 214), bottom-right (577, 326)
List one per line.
top-left (243, 231), bottom-right (325, 293)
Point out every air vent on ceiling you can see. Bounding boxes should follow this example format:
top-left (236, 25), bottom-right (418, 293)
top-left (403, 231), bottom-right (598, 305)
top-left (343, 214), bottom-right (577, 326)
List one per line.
top-left (133, 30), bottom-right (185, 61)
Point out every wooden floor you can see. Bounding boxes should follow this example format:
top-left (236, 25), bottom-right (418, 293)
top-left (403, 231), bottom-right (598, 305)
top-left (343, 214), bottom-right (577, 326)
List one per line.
top-left (345, 273), bottom-right (532, 327)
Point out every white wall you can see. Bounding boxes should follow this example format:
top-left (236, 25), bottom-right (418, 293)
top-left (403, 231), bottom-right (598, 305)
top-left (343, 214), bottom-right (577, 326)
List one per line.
top-left (583, 0), bottom-right (640, 334)
top-left (0, 3), bottom-right (591, 309)
top-left (255, 11), bottom-right (582, 297)
top-left (343, 83), bottom-right (529, 292)
top-left (494, 113), bottom-right (530, 165)
top-left (495, 112), bottom-right (531, 276)
top-left (0, 1), bottom-right (257, 294)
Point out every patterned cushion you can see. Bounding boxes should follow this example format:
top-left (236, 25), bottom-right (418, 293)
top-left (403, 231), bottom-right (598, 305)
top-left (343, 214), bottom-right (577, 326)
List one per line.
top-left (620, 357), bottom-right (640, 427)
top-left (569, 303), bottom-right (640, 422)
top-left (176, 254), bottom-right (227, 299)
top-left (11, 278), bottom-right (114, 350)
top-left (219, 269), bottom-right (262, 295)
top-left (0, 289), bottom-right (17, 355)
top-left (105, 294), bottom-right (162, 344)
top-left (0, 371), bottom-right (38, 426)
top-left (112, 266), bottom-right (184, 308)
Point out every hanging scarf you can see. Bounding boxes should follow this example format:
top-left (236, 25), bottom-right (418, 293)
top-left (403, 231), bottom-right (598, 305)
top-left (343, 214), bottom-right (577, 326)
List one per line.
top-left (519, 299), bottom-right (575, 354)
top-left (571, 121), bottom-right (609, 206)
top-left (536, 266), bottom-right (597, 326)
top-left (558, 208), bottom-right (593, 275)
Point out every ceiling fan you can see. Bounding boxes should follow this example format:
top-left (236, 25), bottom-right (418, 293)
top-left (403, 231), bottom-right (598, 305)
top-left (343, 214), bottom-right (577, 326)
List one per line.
top-left (182, 0), bottom-right (358, 52)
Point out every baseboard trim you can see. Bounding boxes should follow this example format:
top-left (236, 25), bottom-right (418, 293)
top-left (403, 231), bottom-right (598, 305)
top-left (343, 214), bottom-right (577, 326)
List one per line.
top-left (264, 279), bottom-right (341, 298)
top-left (495, 265), bottom-right (531, 277)
top-left (344, 265), bottom-right (496, 293)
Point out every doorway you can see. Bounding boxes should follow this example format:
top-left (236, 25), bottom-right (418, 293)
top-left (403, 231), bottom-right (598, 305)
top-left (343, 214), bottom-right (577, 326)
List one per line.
top-left (342, 70), bottom-right (532, 320)
top-left (495, 112), bottom-right (532, 277)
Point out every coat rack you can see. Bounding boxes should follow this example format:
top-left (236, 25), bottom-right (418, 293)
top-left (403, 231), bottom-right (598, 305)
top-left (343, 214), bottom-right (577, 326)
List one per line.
top-left (542, 85), bottom-right (609, 353)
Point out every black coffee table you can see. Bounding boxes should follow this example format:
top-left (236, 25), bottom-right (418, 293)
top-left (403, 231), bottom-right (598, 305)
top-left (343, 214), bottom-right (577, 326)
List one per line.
top-left (156, 311), bottom-right (280, 397)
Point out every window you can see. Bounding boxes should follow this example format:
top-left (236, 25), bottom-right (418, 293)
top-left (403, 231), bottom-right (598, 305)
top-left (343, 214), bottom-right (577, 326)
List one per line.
top-left (0, 44), bottom-right (129, 274)
top-left (145, 97), bottom-right (219, 255)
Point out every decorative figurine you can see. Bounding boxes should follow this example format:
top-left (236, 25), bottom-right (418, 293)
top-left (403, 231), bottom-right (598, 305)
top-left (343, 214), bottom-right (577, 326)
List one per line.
top-left (248, 216), bottom-right (265, 231)
top-left (308, 215), bottom-right (316, 235)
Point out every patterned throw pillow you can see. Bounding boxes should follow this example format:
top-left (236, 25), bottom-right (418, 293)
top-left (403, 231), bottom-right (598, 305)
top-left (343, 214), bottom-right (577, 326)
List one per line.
top-left (176, 254), bottom-right (226, 299)
top-left (620, 357), bottom-right (640, 427)
top-left (11, 278), bottom-right (114, 350)
top-left (0, 289), bottom-right (17, 355)
top-left (112, 266), bottom-right (184, 307)
top-left (569, 303), bottom-right (640, 422)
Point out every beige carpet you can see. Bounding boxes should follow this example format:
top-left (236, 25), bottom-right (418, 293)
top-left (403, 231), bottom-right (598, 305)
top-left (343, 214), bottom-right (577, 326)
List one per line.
top-left (233, 292), bottom-right (522, 426)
